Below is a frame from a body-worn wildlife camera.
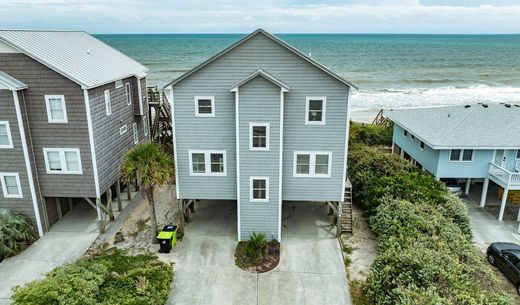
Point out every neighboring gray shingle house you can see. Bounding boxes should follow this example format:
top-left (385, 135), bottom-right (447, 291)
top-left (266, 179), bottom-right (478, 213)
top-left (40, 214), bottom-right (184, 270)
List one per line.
top-left (164, 29), bottom-right (356, 241)
top-left (0, 30), bottom-right (149, 236)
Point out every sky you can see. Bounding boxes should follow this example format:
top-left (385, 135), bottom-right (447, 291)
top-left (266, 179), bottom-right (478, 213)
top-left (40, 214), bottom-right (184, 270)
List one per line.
top-left (2, 0), bottom-right (520, 34)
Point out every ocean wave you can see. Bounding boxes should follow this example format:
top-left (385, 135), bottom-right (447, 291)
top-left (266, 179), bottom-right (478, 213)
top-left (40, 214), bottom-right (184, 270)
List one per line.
top-left (351, 85), bottom-right (520, 110)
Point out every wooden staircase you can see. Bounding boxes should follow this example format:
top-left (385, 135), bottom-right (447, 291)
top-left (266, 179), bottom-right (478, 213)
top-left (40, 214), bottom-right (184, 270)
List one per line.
top-left (148, 87), bottom-right (173, 152)
top-left (340, 179), bottom-right (353, 235)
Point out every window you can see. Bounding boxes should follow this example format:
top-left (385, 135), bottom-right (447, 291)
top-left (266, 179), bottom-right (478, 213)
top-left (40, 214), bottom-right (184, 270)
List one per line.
top-left (250, 177), bottom-right (269, 202)
top-left (119, 125), bottom-right (127, 135)
top-left (194, 96), bottom-right (215, 117)
top-left (45, 95), bottom-right (67, 123)
top-left (105, 90), bottom-right (112, 115)
top-left (516, 150), bottom-right (520, 160)
top-left (294, 152), bottom-right (332, 177)
top-left (403, 129), bottom-right (408, 137)
top-left (125, 83), bottom-right (132, 105)
top-left (189, 150), bottom-right (226, 176)
top-left (43, 148), bottom-right (82, 174)
top-left (133, 123), bottom-right (138, 144)
top-left (0, 173), bottom-right (22, 198)
top-left (143, 117), bottom-right (149, 136)
top-left (249, 123), bottom-right (269, 150)
top-left (420, 141), bottom-right (425, 150)
top-left (411, 134), bottom-right (415, 141)
top-left (305, 97), bottom-right (326, 125)
top-left (450, 149), bottom-right (473, 162)
top-left (0, 121), bottom-right (13, 148)
top-left (115, 80), bottom-right (123, 88)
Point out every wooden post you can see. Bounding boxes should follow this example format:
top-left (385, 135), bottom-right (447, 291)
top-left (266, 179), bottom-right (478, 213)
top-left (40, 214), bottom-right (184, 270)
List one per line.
top-left (107, 188), bottom-right (114, 221)
top-left (68, 198), bottom-right (73, 211)
top-left (116, 181), bottom-right (123, 211)
top-left (127, 182), bottom-right (132, 201)
top-left (336, 201), bottom-right (343, 238)
top-left (41, 195), bottom-right (50, 231)
top-left (56, 198), bottom-right (62, 220)
top-left (499, 187), bottom-right (509, 222)
top-left (480, 178), bottom-right (489, 208)
top-left (96, 198), bottom-right (105, 233)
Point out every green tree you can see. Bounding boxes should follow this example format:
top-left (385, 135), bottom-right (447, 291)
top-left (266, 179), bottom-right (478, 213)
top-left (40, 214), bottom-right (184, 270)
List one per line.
top-left (121, 142), bottom-right (174, 239)
top-left (0, 209), bottom-right (35, 260)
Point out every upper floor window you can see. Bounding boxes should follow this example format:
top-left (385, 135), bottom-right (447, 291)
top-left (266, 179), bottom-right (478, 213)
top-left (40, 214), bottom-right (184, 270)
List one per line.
top-left (249, 123), bottom-right (269, 151)
top-left (195, 96), bottom-right (215, 117)
top-left (403, 129), bottom-right (408, 137)
top-left (411, 134), bottom-right (415, 141)
top-left (0, 173), bottom-right (22, 198)
top-left (119, 125), bottom-right (127, 135)
top-left (250, 177), bottom-right (269, 202)
top-left (189, 150), bottom-right (226, 176)
top-left (125, 83), bottom-right (132, 105)
top-left (45, 95), bottom-right (67, 123)
top-left (105, 90), bottom-right (112, 115)
top-left (449, 149), bottom-right (473, 162)
top-left (43, 148), bottom-right (82, 174)
top-left (305, 97), bottom-right (326, 125)
top-left (294, 152), bottom-right (332, 177)
top-left (133, 123), bottom-right (138, 144)
top-left (0, 121), bottom-right (13, 149)
top-left (517, 150), bottom-right (520, 160)
top-left (115, 80), bottom-right (124, 89)
top-left (420, 141), bottom-right (425, 150)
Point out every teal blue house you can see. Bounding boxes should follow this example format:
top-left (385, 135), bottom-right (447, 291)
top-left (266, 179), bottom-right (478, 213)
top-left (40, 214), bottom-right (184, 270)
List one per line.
top-left (163, 29), bottom-right (355, 241)
top-left (386, 104), bottom-right (520, 221)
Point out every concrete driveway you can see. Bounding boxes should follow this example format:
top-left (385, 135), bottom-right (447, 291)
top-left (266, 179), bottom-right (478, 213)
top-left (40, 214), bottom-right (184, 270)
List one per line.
top-left (0, 201), bottom-right (99, 305)
top-left (168, 200), bottom-right (351, 305)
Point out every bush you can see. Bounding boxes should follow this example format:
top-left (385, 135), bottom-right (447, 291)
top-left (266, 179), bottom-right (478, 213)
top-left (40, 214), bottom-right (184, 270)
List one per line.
top-left (12, 249), bottom-right (173, 305)
top-left (0, 209), bottom-right (36, 260)
top-left (349, 122), bottom-right (393, 147)
top-left (245, 233), bottom-right (267, 262)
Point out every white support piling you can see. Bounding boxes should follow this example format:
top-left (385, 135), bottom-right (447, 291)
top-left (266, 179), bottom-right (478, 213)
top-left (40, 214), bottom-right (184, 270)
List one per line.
top-left (480, 178), bottom-right (489, 208)
top-left (499, 187), bottom-right (509, 222)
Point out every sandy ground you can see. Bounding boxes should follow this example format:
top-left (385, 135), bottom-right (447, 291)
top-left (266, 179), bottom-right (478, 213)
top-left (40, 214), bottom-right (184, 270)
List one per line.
top-left (341, 202), bottom-right (377, 282)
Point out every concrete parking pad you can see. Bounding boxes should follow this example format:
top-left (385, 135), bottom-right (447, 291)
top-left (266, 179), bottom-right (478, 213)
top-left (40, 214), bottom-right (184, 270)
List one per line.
top-left (168, 200), bottom-right (351, 305)
top-left (0, 201), bottom-right (99, 304)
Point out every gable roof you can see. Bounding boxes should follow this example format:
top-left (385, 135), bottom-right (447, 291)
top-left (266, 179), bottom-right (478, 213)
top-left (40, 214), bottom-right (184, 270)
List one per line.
top-left (230, 69), bottom-right (290, 92)
top-left (164, 29), bottom-right (357, 90)
top-left (0, 30), bottom-right (148, 89)
top-left (385, 103), bottom-right (520, 149)
top-left (0, 70), bottom-right (27, 90)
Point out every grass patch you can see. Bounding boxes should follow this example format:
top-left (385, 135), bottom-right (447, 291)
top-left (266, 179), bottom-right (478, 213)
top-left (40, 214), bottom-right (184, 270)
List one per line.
top-left (12, 248), bottom-right (173, 305)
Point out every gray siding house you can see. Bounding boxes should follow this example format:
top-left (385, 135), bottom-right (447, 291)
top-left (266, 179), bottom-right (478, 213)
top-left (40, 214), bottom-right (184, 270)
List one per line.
top-left (164, 29), bottom-right (356, 241)
top-left (0, 30), bottom-right (149, 236)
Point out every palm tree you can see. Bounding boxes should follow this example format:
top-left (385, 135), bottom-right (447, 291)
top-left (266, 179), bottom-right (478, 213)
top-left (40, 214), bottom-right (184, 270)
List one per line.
top-left (121, 142), bottom-right (174, 239)
top-left (0, 209), bottom-right (35, 260)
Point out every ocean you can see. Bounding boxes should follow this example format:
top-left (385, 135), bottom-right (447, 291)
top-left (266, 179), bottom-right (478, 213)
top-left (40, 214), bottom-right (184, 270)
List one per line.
top-left (96, 34), bottom-right (520, 110)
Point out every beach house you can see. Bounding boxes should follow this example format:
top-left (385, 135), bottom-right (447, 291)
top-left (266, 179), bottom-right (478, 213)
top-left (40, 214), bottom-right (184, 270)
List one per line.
top-left (0, 30), bottom-right (149, 236)
top-left (386, 104), bottom-right (520, 221)
top-left (164, 29), bottom-right (356, 241)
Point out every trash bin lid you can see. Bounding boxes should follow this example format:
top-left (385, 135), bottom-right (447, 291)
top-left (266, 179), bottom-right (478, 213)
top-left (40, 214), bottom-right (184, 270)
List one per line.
top-left (157, 231), bottom-right (174, 239)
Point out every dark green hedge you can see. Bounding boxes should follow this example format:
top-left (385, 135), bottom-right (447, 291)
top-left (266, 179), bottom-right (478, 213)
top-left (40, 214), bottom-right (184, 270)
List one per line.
top-left (347, 134), bottom-right (513, 304)
top-left (349, 122), bottom-right (393, 147)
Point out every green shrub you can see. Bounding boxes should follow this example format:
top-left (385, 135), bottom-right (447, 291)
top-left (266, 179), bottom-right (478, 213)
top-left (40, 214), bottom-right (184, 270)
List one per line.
top-left (12, 249), bottom-right (173, 305)
top-left (349, 122), bottom-right (393, 147)
top-left (245, 233), bottom-right (267, 262)
top-left (0, 209), bottom-right (36, 260)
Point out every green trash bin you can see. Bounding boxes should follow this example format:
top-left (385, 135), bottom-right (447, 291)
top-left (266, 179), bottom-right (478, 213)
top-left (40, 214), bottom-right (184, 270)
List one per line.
top-left (157, 225), bottom-right (177, 253)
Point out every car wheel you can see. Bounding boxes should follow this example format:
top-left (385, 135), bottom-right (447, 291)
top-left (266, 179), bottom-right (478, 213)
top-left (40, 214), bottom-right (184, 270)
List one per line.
top-left (487, 254), bottom-right (496, 266)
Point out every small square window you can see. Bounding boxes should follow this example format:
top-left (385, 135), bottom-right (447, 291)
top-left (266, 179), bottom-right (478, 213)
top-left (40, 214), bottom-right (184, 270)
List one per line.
top-left (403, 130), bottom-right (408, 137)
top-left (119, 125), bottom-right (127, 135)
top-left (210, 153), bottom-right (224, 173)
top-left (462, 149), bottom-right (473, 161)
top-left (420, 141), bottom-right (425, 150)
top-left (0, 121), bottom-right (13, 148)
top-left (315, 154), bottom-right (330, 175)
top-left (191, 153), bottom-right (206, 173)
top-left (45, 95), bottom-right (67, 123)
top-left (115, 80), bottom-right (124, 88)
top-left (0, 173), bottom-right (22, 198)
top-left (411, 135), bottom-right (415, 141)
top-left (195, 96), bottom-right (215, 117)
top-left (250, 177), bottom-right (269, 202)
top-left (516, 150), bottom-right (520, 160)
top-left (105, 90), bottom-right (112, 116)
top-left (249, 123), bottom-right (269, 150)
top-left (305, 97), bottom-right (326, 125)
top-left (450, 149), bottom-right (461, 161)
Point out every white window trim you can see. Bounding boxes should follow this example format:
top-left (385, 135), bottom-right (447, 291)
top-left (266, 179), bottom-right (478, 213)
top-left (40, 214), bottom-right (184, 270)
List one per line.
top-left (250, 176), bottom-right (269, 203)
top-left (43, 148), bottom-right (83, 175)
top-left (115, 80), bottom-right (124, 89)
top-left (305, 97), bottom-right (326, 125)
top-left (403, 129), bottom-right (408, 138)
top-left (419, 141), bottom-right (425, 151)
top-left (143, 117), bottom-right (149, 136)
top-left (0, 173), bottom-right (22, 199)
top-left (105, 90), bottom-right (112, 116)
top-left (125, 83), bottom-right (132, 106)
top-left (411, 134), bottom-right (415, 141)
top-left (249, 123), bottom-right (270, 151)
top-left (448, 149), bottom-right (474, 163)
top-left (45, 95), bottom-right (68, 123)
top-left (194, 96), bottom-right (215, 117)
top-left (0, 121), bottom-right (13, 149)
top-left (133, 123), bottom-right (138, 144)
top-left (293, 151), bottom-right (333, 178)
top-left (188, 150), bottom-right (227, 176)
top-left (119, 125), bottom-right (127, 135)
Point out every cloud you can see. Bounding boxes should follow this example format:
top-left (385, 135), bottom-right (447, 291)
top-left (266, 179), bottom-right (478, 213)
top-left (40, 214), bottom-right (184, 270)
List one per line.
top-left (0, 0), bottom-right (519, 33)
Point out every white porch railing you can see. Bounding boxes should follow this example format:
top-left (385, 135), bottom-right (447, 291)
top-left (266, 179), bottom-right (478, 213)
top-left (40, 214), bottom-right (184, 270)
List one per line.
top-left (489, 162), bottom-right (520, 189)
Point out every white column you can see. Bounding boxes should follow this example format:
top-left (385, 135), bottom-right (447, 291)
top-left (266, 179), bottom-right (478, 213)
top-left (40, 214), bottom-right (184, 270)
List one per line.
top-left (499, 187), bottom-right (509, 222)
top-left (480, 178), bottom-right (489, 208)
top-left (464, 178), bottom-right (471, 195)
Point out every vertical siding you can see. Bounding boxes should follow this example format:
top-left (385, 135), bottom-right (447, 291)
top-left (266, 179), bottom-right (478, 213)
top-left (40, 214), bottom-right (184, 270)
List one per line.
top-left (172, 32), bottom-right (349, 203)
top-left (392, 124), bottom-right (440, 175)
top-left (89, 76), bottom-right (149, 195)
top-left (238, 76), bottom-right (281, 240)
top-left (0, 53), bottom-right (95, 197)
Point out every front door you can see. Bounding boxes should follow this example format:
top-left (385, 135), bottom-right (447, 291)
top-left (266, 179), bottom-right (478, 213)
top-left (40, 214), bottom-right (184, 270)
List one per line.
top-left (494, 150), bottom-right (507, 167)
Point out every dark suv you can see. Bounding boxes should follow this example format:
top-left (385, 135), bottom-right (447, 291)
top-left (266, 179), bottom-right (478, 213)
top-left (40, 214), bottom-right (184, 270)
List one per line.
top-left (487, 242), bottom-right (520, 295)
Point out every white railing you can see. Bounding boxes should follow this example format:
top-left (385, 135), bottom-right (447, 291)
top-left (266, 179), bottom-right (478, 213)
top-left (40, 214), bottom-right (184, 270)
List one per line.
top-left (489, 162), bottom-right (520, 188)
